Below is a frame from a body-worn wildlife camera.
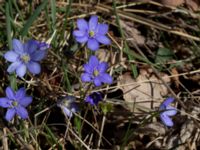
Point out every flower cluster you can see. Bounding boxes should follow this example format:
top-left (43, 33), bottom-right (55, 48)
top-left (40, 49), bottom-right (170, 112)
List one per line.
top-left (73, 15), bottom-right (110, 51)
top-left (1, 15), bottom-right (112, 122)
top-left (159, 97), bottom-right (177, 127)
top-left (0, 87), bottom-right (32, 121)
top-left (4, 39), bottom-right (49, 78)
top-left (73, 15), bottom-right (112, 107)
top-left (0, 39), bottom-right (49, 122)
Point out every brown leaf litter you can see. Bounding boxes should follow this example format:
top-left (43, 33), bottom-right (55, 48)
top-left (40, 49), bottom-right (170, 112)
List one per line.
top-left (118, 69), bottom-right (170, 113)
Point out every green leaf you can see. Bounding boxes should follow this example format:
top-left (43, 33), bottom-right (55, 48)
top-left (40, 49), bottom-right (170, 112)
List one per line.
top-left (155, 47), bottom-right (174, 64)
top-left (99, 103), bottom-right (113, 115)
top-left (20, 0), bottom-right (48, 36)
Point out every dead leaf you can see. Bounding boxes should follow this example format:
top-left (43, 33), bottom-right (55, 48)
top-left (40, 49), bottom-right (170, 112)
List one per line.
top-left (118, 70), bottom-right (170, 113)
top-left (160, 0), bottom-right (184, 7)
top-left (137, 122), bottom-right (166, 135)
top-left (171, 67), bottom-right (180, 88)
top-left (119, 20), bottom-right (145, 46)
top-left (96, 49), bottom-right (110, 62)
top-left (185, 0), bottom-right (200, 11)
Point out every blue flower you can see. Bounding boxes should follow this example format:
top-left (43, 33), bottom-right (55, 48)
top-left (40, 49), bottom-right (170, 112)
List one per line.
top-left (85, 92), bottom-right (102, 106)
top-left (0, 87), bottom-right (32, 122)
top-left (57, 96), bottom-right (78, 118)
top-left (73, 15), bottom-right (111, 51)
top-left (159, 97), bottom-right (177, 127)
top-left (81, 55), bottom-right (113, 87)
top-left (36, 41), bottom-right (50, 51)
top-left (4, 39), bottom-right (49, 78)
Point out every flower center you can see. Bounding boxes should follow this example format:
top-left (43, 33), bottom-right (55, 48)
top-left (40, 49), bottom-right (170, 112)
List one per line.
top-left (12, 101), bottom-right (18, 107)
top-left (89, 31), bottom-right (95, 37)
top-left (21, 54), bottom-right (30, 63)
top-left (94, 69), bottom-right (99, 76)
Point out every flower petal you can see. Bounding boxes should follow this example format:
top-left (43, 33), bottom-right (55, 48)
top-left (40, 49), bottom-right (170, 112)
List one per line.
top-left (88, 55), bottom-right (99, 68)
top-left (96, 35), bottom-right (111, 45)
top-left (77, 18), bottom-right (88, 30)
top-left (7, 61), bottom-right (22, 73)
top-left (0, 98), bottom-right (11, 108)
top-left (73, 30), bottom-right (86, 37)
top-left (6, 87), bottom-right (15, 100)
top-left (83, 64), bottom-right (93, 74)
top-left (24, 40), bottom-right (38, 54)
top-left (85, 95), bottom-right (93, 104)
top-left (18, 96), bottom-right (32, 107)
top-left (81, 73), bottom-right (92, 82)
top-left (85, 92), bottom-right (102, 106)
top-left (164, 106), bottom-right (177, 116)
top-left (75, 35), bottom-right (88, 43)
top-left (30, 50), bottom-right (46, 61)
top-left (16, 64), bottom-right (27, 77)
top-left (162, 97), bottom-right (175, 107)
top-left (12, 39), bottom-right (24, 54)
top-left (4, 51), bottom-right (19, 62)
top-left (5, 108), bottom-right (16, 121)
top-left (97, 24), bottom-right (109, 35)
top-left (89, 15), bottom-right (98, 31)
top-left (99, 73), bottom-right (113, 84)
top-left (160, 114), bottom-right (174, 127)
top-left (61, 106), bottom-right (73, 118)
top-left (87, 39), bottom-right (99, 51)
top-left (27, 61), bottom-right (41, 74)
top-left (94, 77), bottom-right (102, 87)
top-left (16, 105), bottom-right (28, 119)
top-left (97, 62), bottom-right (108, 73)
top-left (37, 42), bottom-right (50, 51)
top-left (15, 87), bottom-right (26, 100)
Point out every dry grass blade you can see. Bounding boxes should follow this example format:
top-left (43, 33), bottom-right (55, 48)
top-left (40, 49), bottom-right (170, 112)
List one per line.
top-left (2, 128), bottom-right (8, 150)
top-left (96, 4), bottom-right (200, 41)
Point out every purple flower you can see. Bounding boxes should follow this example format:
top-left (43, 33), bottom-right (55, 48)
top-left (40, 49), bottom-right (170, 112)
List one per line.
top-left (159, 97), bottom-right (177, 127)
top-left (81, 55), bottom-right (113, 87)
top-left (85, 92), bottom-right (102, 106)
top-left (0, 87), bottom-right (32, 122)
top-left (36, 41), bottom-right (50, 51)
top-left (4, 39), bottom-right (49, 78)
top-left (73, 15), bottom-right (111, 51)
top-left (57, 96), bottom-right (78, 118)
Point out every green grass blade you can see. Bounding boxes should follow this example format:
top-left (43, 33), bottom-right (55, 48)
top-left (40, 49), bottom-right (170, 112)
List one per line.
top-left (62, 63), bottom-right (72, 93)
top-left (20, 0), bottom-right (48, 37)
top-left (50, 0), bottom-right (56, 31)
top-left (9, 74), bottom-right (17, 91)
top-left (8, 0), bottom-right (13, 19)
top-left (12, 0), bottom-right (24, 23)
top-left (112, 0), bottom-right (138, 78)
top-left (44, 125), bottom-right (62, 149)
top-left (5, 2), bottom-right (12, 49)
top-left (62, 0), bottom-right (73, 36)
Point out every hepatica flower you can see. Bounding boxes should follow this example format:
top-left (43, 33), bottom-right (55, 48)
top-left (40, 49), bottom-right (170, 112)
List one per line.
top-left (4, 39), bottom-right (49, 78)
top-left (81, 55), bottom-right (113, 87)
top-left (57, 96), bottom-right (78, 118)
top-left (159, 97), bottom-right (177, 127)
top-left (85, 92), bottom-right (102, 106)
top-left (0, 87), bottom-right (32, 122)
top-left (36, 41), bottom-right (50, 51)
top-left (73, 15), bottom-right (111, 51)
